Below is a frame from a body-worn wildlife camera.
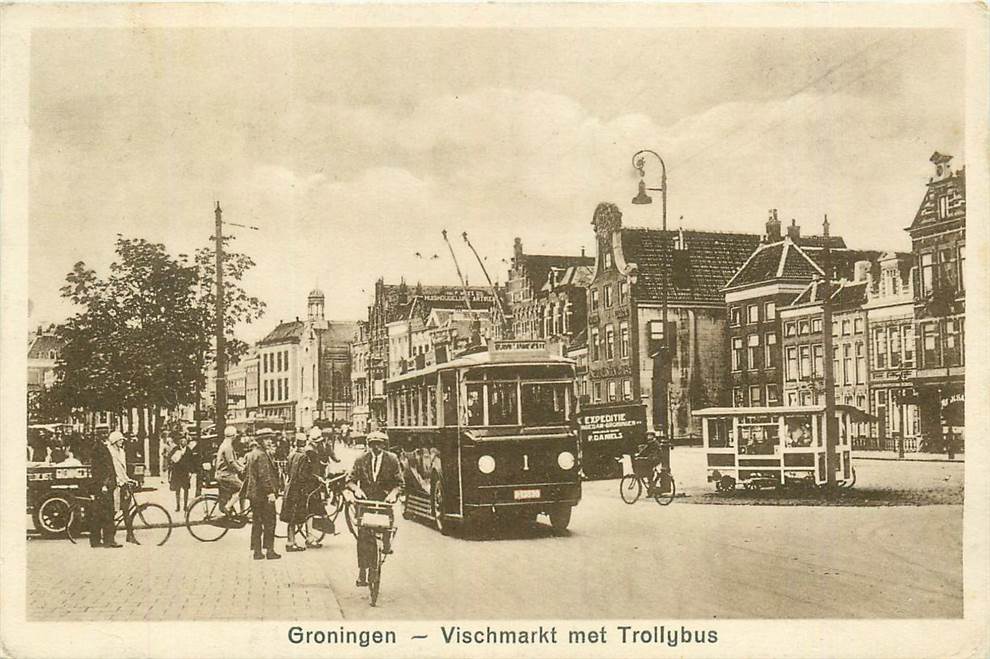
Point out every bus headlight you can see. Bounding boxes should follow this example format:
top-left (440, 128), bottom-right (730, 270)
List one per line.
top-left (478, 455), bottom-right (496, 474)
top-left (557, 451), bottom-right (576, 470)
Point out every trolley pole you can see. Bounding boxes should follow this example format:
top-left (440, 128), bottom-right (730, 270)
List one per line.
top-left (821, 215), bottom-right (838, 487)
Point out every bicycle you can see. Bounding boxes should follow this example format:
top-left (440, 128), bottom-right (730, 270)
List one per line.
top-left (184, 490), bottom-right (254, 542)
top-left (353, 499), bottom-right (397, 607)
top-left (298, 472), bottom-right (351, 545)
top-left (65, 481), bottom-right (173, 546)
top-left (618, 455), bottom-right (676, 506)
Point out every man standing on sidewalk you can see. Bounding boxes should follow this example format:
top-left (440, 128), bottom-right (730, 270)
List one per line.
top-left (88, 431), bottom-right (120, 548)
top-left (243, 436), bottom-right (281, 561)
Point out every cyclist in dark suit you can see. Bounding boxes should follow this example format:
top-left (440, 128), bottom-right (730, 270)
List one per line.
top-left (346, 431), bottom-right (403, 586)
top-left (88, 433), bottom-right (121, 548)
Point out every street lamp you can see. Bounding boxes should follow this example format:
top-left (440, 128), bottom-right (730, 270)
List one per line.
top-left (631, 149), bottom-right (671, 442)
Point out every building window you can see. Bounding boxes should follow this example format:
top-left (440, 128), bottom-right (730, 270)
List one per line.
top-left (832, 320), bottom-right (839, 337)
top-left (854, 317), bottom-right (863, 334)
top-left (730, 307), bottom-right (741, 327)
top-left (811, 318), bottom-right (822, 333)
top-left (799, 346), bottom-right (811, 379)
top-left (607, 380), bottom-right (617, 402)
top-left (856, 343), bottom-right (866, 384)
top-left (591, 289), bottom-right (600, 312)
top-left (784, 322), bottom-right (796, 337)
top-left (623, 379), bottom-right (633, 401)
top-left (605, 324), bottom-right (615, 360)
top-left (749, 385), bottom-right (762, 406)
top-left (747, 334), bottom-right (760, 370)
top-left (841, 319), bottom-right (851, 336)
top-left (767, 384), bottom-right (779, 405)
top-left (733, 387), bottom-right (744, 407)
top-left (959, 245), bottom-right (965, 291)
top-left (604, 250), bottom-right (613, 270)
top-left (618, 280), bottom-right (628, 304)
top-left (593, 381), bottom-right (602, 402)
top-left (603, 285), bottom-right (612, 308)
top-left (590, 327), bottom-right (600, 361)
top-left (904, 325), bottom-right (915, 366)
top-left (874, 328), bottom-right (887, 369)
top-left (812, 344), bottom-right (824, 376)
top-left (940, 248), bottom-right (960, 292)
top-left (889, 326), bottom-right (902, 368)
top-left (765, 333), bottom-right (778, 368)
top-left (921, 321), bottom-right (940, 368)
top-left (937, 195), bottom-right (949, 219)
top-left (787, 391), bottom-right (798, 406)
top-left (785, 347), bottom-right (798, 381)
top-left (920, 253), bottom-right (934, 296)
top-left (764, 301), bottom-right (776, 320)
top-left (799, 320), bottom-right (809, 335)
top-left (841, 345), bottom-right (851, 386)
top-left (944, 318), bottom-right (962, 367)
top-left (731, 337), bottom-right (744, 371)
top-left (619, 321), bottom-right (629, 358)
top-left (747, 305), bottom-right (759, 324)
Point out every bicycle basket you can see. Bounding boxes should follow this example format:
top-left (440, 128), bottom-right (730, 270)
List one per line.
top-left (311, 515), bottom-right (335, 534)
top-left (632, 456), bottom-right (659, 479)
top-left (358, 511), bottom-right (393, 529)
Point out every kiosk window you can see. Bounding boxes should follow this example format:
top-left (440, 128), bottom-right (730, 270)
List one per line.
top-left (738, 423), bottom-right (779, 455)
top-left (521, 383), bottom-right (568, 425)
top-left (784, 416), bottom-right (813, 447)
top-left (707, 419), bottom-right (734, 448)
top-left (488, 382), bottom-right (519, 425)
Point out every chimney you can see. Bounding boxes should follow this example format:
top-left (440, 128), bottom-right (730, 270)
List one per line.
top-left (580, 245), bottom-right (585, 257)
top-left (765, 209), bottom-right (781, 242)
top-left (853, 260), bottom-right (871, 283)
top-left (786, 218), bottom-right (801, 241)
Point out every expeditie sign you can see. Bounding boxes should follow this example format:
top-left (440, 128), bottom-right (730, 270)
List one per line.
top-left (576, 402), bottom-right (647, 479)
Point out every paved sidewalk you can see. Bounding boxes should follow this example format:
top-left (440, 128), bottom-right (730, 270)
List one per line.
top-left (852, 449), bottom-right (963, 462)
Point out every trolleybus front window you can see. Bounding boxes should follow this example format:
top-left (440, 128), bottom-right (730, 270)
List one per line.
top-left (521, 383), bottom-right (569, 426)
top-left (488, 381), bottom-right (519, 425)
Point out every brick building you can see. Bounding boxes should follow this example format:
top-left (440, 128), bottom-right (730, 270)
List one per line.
top-left (506, 237), bottom-right (594, 352)
top-left (907, 152), bottom-right (965, 448)
top-left (589, 202), bottom-right (761, 439)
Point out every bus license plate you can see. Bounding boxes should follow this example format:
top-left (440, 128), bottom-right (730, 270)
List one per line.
top-left (513, 489), bottom-right (541, 500)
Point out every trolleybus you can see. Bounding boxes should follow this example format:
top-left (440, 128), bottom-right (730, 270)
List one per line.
top-left (385, 339), bottom-right (581, 533)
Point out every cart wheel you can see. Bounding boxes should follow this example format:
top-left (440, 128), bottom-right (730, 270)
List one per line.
top-left (34, 493), bottom-right (73, 537)
top-left (719, 475), bottom-right (736, 493)
top-left (619, 474), bottom-right (642, 504)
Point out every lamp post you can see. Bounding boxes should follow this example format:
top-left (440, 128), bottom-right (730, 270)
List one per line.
top-left (631, 149), bottom-right (670, 442)
top-left (820, 215), bottom-right (838, 487)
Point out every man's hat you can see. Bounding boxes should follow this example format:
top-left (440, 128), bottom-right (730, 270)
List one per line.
top-left (308, 427), bottom-right (323, 441)
top-left (224, 426), bottom-right (237, 438)
top-left (367, 431), bottom-right (388, 445)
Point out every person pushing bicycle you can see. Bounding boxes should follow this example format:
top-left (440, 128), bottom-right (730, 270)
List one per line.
top-left (344, 431), bottom-right (403, 587)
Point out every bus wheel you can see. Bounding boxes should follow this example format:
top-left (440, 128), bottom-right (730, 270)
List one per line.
top-left (548, 505), bottom-right (572, 534)
top-left (431, 480), bottom-right (448, 535)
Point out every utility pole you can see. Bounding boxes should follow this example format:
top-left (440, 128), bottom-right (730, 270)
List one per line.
top-left (214, 202), bottom-right (227, 444)
top-left (821, 215), bottom-right (838, 487)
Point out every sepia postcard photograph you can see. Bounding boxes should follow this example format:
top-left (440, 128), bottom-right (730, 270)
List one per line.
top-left (1, 3), bottom-right (987, 658)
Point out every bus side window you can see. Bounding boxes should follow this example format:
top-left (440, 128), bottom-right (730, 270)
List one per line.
top-left (465, 383), bottom-right (485, 426)
top-left (441, 373), bottom-right (458, 426)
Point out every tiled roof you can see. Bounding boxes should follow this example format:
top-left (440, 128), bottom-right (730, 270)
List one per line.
top-left (808, 248), bottom-right (883, 280)
top-left (788, 279), bottom-right (868, 310)
top-left (322, 321), bottom-right (359, 345)
top-left (259, 320), bottom-right (305, 345)
top-left (543, 264), bottom-right (594, 292)
top-left (794, 235), bottom-right (846, 249)
top-left (724, 239), bottom-right (823, 290)
top-left (28, 334), bottom-right (66, 359)
top-left (622, 228), bottom-right (761, 304)
top-left (518, 254), bottom-right (595, 291)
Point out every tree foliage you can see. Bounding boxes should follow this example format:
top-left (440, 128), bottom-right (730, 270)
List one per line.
top-left (48, 234), bottom-right (264, 417)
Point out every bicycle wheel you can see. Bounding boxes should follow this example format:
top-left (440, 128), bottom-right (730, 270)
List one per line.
top-left (274, 495), bottom-right (286, 539)
top-left (65, 502), bottom-right (84, 544)
top-left (652, 473), bottom-right (676, 506)
top-left (619, 474), bottom-right (642, 504)
top-left (185, 494), bottom-right (229, 542)
top-left (344, 500), bottom-right (359, 539)
top-left (326, 489), bottom-right (345, 522)
top-left (303, 514), bottom-right (327, 544)
top-left (129, 503), bottom-right (173, 545)
top-left (368, 537), bottom-right (382, 606)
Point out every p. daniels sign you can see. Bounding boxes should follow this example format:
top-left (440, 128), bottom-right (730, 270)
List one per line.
top-left (577, 403), bottom-right (646, 479)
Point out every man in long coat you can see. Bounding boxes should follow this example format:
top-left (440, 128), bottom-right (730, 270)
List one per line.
top-left (243, 436), bottom-right (280, 560)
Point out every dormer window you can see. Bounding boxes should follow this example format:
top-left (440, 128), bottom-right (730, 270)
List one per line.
top-left (603, 249), bottom-right (613, 270)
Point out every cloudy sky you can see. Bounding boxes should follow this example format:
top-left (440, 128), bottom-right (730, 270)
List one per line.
top-left (29, 27), bottom-right (964, 342)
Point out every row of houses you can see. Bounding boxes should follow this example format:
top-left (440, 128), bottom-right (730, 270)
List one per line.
top-left (344, 151), bottom-right (965, 452)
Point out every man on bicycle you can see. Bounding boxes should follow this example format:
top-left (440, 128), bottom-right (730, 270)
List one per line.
top-left (215, 426), bottom-right (245, 518)
top-left (345, 431), bottom-right (403, 587)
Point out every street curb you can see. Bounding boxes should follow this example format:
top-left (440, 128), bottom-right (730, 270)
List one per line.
top-left (852, 455), bottom-right (964, 464)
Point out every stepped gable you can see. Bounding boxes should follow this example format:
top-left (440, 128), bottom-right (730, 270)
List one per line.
top-left (622, 228), bottom-right (761, 304)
